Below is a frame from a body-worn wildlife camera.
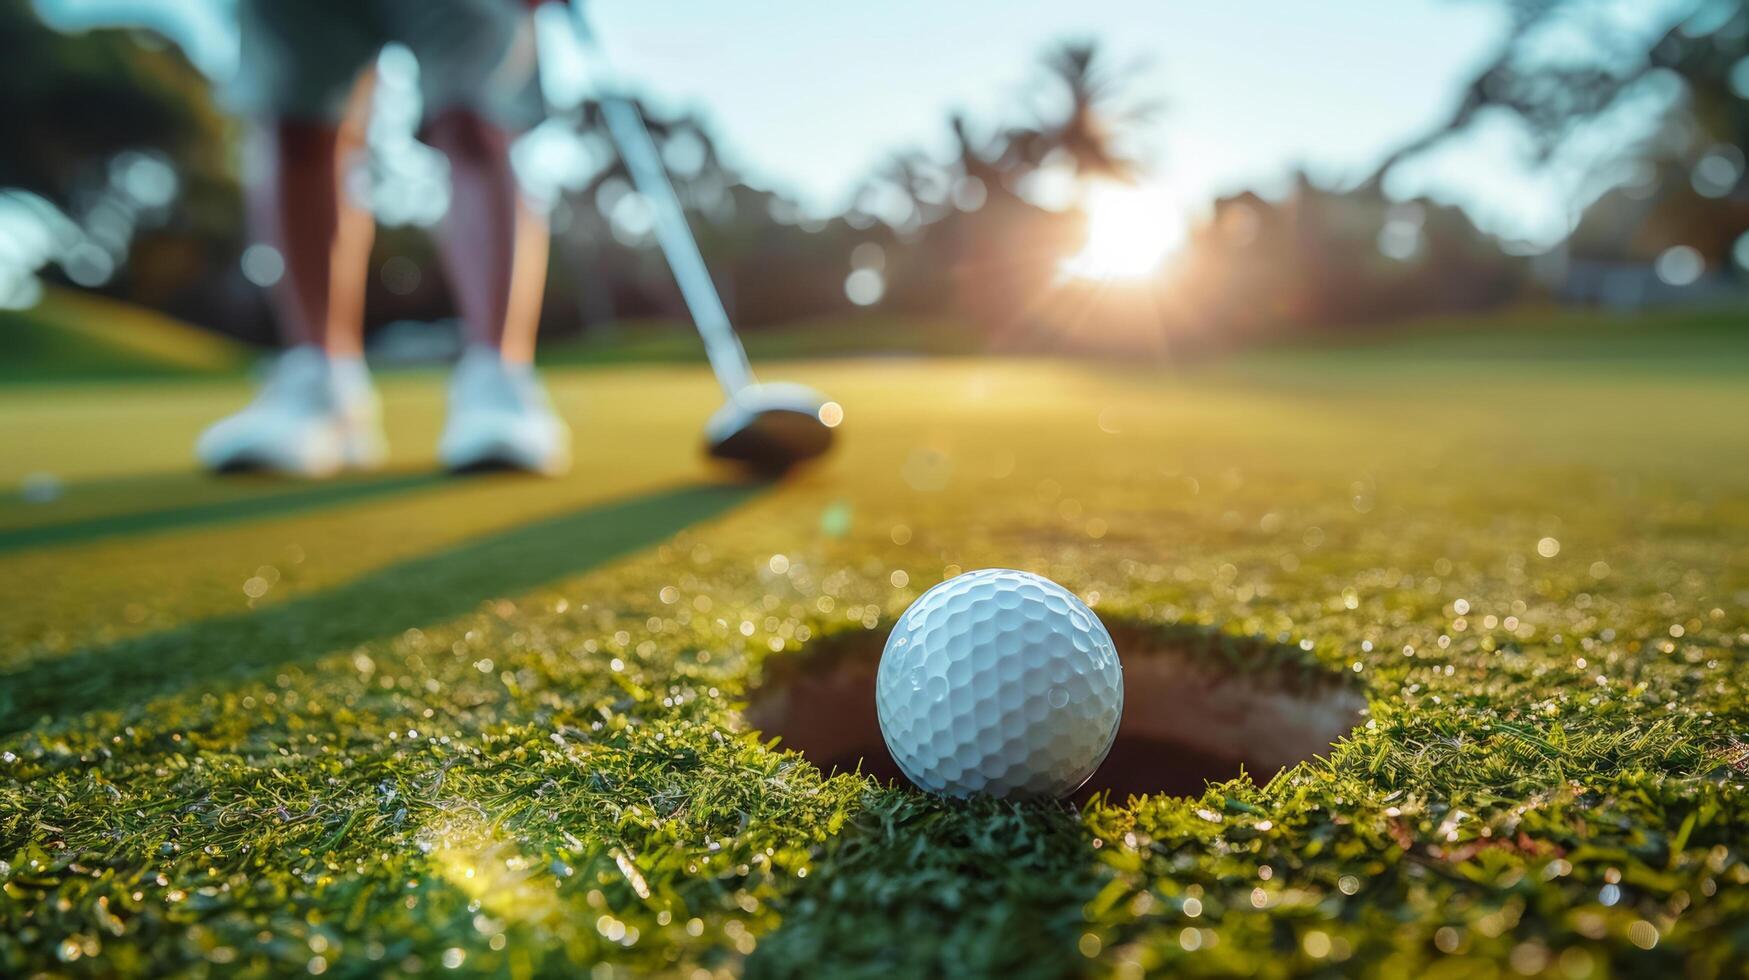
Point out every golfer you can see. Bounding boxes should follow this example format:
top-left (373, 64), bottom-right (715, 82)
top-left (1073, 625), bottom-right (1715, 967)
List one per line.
top-left (199, 0), bottom-right (570, 476)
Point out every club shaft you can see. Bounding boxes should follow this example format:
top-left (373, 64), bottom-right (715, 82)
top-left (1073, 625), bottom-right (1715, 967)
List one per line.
top-left (556, 2), bottom-right (754, 397)
top-left (595, 97), bottom-right (754, 395)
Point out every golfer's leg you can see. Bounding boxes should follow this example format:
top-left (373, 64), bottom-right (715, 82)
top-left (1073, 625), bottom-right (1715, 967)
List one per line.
top-left (231, 0), bottom-right (380, 355)
top-left (406, 1), bottom-right (568, 474)
top-left (424, 112), bottom-right (568, 475)
top-left (198, 0), bottom-right (386, 475)
top-left (423, 109), bottom-right (548, 364)
top-left (247, 106), bottom-right (375, 357)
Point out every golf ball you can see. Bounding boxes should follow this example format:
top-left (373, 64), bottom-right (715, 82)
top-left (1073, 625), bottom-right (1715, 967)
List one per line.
top-left (875, 568), bottom-right (1123, 798)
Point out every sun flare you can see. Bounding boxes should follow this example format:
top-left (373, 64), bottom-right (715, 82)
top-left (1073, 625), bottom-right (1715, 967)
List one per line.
top-left (1061, 181), bottom-right (1185, 281)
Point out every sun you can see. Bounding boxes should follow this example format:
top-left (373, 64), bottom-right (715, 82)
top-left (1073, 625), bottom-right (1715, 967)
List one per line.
top-left (1060, 181), bottom-right (1185, 280)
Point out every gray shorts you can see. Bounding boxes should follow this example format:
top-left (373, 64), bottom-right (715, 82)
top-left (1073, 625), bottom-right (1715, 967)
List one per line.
top-left (230, 0), bottom-right (543, 129)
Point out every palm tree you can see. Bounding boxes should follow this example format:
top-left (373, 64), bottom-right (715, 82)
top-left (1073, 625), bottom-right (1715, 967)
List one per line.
top-left (847, 39), bottom-right (1159, 232)
top-left (998, 40), bottom-right (1161, 184)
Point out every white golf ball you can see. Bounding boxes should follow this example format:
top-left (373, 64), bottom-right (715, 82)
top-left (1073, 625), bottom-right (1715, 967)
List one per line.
top-left (875, 568), bottom-right (1123, 798)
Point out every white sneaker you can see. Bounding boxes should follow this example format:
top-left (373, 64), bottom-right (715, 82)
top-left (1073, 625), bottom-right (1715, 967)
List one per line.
top-left (438, 346), bottom-right (571, 475)
top-left (196, 346), bottom-right (386, 477)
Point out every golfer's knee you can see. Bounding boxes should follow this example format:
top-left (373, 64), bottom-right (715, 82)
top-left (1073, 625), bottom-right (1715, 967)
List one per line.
top-left (422, 108), bottom-right (511, 163)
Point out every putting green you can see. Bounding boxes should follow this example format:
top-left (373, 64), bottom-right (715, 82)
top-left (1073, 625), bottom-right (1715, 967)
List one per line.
top-left (2, 312), bottom-right (1748, 976)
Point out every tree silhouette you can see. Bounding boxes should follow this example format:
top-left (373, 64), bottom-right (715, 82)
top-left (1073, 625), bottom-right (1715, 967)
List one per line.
top-left (1364, 0), bottom-right (1747, 193)
top-left (0, 5), bottom-right (228, 203)
top-left (999, 40), bottom-right (1160, 184)
top-left (852, 38), bottom-right (1160, 232)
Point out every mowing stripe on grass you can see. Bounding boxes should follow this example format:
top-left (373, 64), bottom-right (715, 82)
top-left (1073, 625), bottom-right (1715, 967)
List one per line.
top-left (0, 481), bottom-right (764, 733)
top-left (0, 471), bottom-right (452, 553)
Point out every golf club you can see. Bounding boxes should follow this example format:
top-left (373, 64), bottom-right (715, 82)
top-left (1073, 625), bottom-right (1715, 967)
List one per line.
top-left (534, 2), bottom-right (841, 472)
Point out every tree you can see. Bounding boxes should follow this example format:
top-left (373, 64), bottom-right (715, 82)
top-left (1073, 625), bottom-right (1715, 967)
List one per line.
top-left (0, 3), bottom-right (230, 203)
top-left (1362, 0), bottom-right (1748, 278)
top-left (852, 38), bottom-right (1159, 230)
top-left (998, 40), bottom-right (1160, 184)
top-left (1362, 1), bottom-right (1746, 199)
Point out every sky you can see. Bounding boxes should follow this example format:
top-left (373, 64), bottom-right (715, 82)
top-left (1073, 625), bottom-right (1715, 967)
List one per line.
top-left (591, 2), bottom-right (1503, 200)
top-left (582, 0), bottom-right (1653, 246)
top-left (33, 0), bottom-right (1696, 247)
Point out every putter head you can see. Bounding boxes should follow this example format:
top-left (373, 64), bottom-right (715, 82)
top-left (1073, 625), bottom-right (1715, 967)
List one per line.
top-left (705, 382), bottom-right (841, 473)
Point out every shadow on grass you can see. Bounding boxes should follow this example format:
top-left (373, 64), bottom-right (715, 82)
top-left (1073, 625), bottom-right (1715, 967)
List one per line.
top-left (0, 470), bottom-right (452, 553)
top-left (746, 793), bottom-right (1105, 979)
top-left (0, 482), bottom-right (762, 733)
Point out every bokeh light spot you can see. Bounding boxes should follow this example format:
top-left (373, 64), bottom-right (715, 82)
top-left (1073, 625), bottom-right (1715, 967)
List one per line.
top-left (1653, 245), bottom-right (1703, 287)
top-left (844, 268), bottom-right (885, 306)
top-left (241, 244), bottom-right (285, 287)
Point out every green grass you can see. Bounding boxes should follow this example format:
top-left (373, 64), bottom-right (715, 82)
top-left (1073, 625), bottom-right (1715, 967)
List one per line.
top-left (2, 308), bottom-right (1748, 977)
top-left (1219, 306), bottom-right (1749, 381)
top-left (0, 287), bottom-right (246, 382)
top-left (535, 313), bottom-right (984, 367)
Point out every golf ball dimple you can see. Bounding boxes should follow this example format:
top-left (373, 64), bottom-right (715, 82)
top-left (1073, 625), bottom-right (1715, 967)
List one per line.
top-left (876, 568), bottom-right (1123, 798)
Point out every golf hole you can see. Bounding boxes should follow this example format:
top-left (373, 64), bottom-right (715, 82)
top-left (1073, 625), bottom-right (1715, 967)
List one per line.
top-left (744, 621), bottom-right (1367, 801)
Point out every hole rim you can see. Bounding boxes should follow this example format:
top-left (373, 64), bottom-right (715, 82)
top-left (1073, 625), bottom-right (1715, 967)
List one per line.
top-left (743, 618), bottom-right (1369, 802)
